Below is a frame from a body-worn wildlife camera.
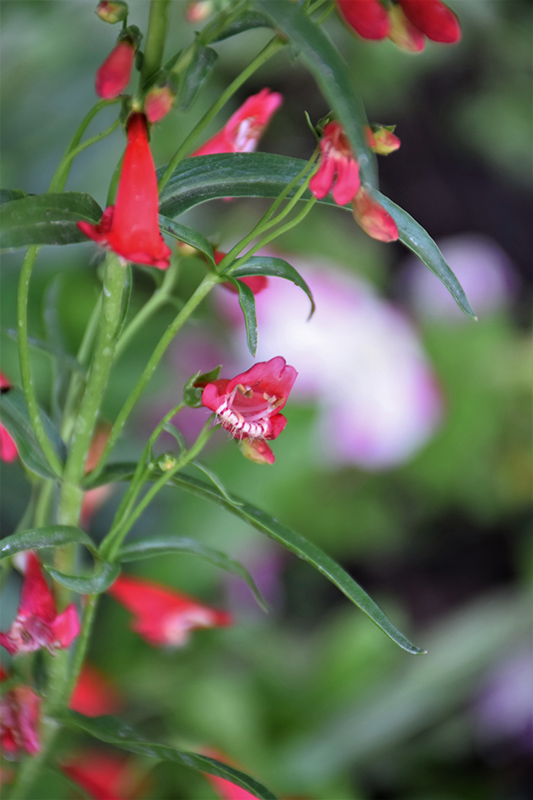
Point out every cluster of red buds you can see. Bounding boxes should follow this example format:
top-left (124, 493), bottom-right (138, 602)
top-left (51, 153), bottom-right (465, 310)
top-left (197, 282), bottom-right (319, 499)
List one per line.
top-left (336, 0), bottom-right (461, 51)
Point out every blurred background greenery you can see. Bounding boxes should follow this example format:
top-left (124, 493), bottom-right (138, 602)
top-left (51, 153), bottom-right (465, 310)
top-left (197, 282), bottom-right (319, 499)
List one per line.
top-left (1, 1), bottom-right (532, 798)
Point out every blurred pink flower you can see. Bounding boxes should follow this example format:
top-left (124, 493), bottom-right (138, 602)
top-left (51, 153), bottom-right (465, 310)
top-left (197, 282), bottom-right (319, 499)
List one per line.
top-left (217, 260), bottom-right (442, 469)
top-left (69, 664), bottom-right (123, 718)
top-left (0, 668), bottom-right (41, 758)
top-left (0, 552), bottom-right (80, 656)
top-left (0, 372), bottom-right (17, 463)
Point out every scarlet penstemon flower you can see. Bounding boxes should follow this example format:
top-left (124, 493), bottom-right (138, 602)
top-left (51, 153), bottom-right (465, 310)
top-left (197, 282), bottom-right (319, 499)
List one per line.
top-left (69, 664), bottom-right (123, 718)
top-left (309, 121), bottom-right (361, 206)
top-left (201, 356), bottom-right (297, 445)
top-left (193, 89), bottom-right (282, 156)
top-left (397, 0), bottom-right (461, 43)
top-left (107, 574), bottom-right (232, 647)
top-left (0, 552), bottom-right (80, 656)
top-left (0, 372), bottom-right (17, 463)
top-left (0, 669), bottom-right (41, 758)
top-left (77, 113), bottom-right (171, 269)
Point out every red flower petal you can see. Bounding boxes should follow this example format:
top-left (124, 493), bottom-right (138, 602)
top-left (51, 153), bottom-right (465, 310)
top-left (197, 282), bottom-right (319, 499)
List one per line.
top-left (336, 0), bottom-right (391, 40)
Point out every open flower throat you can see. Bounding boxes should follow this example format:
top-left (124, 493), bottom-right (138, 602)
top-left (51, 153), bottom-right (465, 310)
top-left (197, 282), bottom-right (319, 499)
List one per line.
top-left (202, 357), bottom-right (298, 441)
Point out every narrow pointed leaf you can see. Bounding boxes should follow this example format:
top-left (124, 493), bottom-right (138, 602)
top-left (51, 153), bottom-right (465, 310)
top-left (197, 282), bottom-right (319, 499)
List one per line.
top-left (369, 190), bottom-right (477, 319)
top-left (118, 534), bottom-right (268, 612)
top-left (46, 561), bottom-right (120, 594)
top-left (210, 9), bottom-right (271, 41)
top-left (0, 192), bottom-right (102, 250)
top-left (0, 189), bottom-right (27, 205)
top-left (82, 461), bottom-right (136, 488)
top-left (254, 0), bottom-right (377, 186)
top-left (6, 330), bottom-right (85, 375)
top-left (0, 387), bottom-right (66, 478)
top-left (0, 526), bottom-right (97, 560)
top-left (230, 256), bottom-right (315, 317)
top-left (158, 215), bottom-right (216, 267)
top-left (170, 474), bottom-right (425, 654)
top-left (232, 278), bottom-right (258, 356)
top-left (54, 710), bottom-right (279, 800)
top-left (177, 44), bottom-right (218, 111)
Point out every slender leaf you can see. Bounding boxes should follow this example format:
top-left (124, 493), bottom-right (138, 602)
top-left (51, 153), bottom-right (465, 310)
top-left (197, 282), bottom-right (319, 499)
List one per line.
top-left (254, 0), bottom-right (377, 186)
top-left (192, 460), bottom-right (242, 506)
top-left (6, 330), bottom-right (85, 375)
top-left (233, 278), bottom-right (258, 356)
top-left (118, 534), bottom-right (268, 612)
top-left (0, 192), bottom-right (102, 250)
top-left (83, 463), bottom-right (424, 654)
top-left (0, 387), bottom-right (66, 478)
top-left (54, 710), bottom-right (279, 800)
top-left (159, 215), bottom-right (216, 267)
top-left (0, 189), bottom-right (27, 205)
top-left (370, 190), bottom-right (477, 319)
top-left (230, 256), bottom-right (315, 317)
top-left (209, 9), bottom-right (271, 41)
top-left (178, 43), bottom-right (218, 111)
top-left (82, 461), bottom-right (136, 488)
top-left (0, 526), bottom-right (97, 560)
top-left (46, 561), bottom-right (120, 594)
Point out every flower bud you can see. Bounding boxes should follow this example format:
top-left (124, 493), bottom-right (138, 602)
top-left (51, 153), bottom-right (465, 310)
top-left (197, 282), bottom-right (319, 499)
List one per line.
top-left (95, 38), bottom-right (135, 99)
top-left (352, 188), bottom-right (399, 243)
top-left (336, 0), bottom-right (390, 40)
top-left (95, 1), bottom-right (128, 24)
top-left (398, 0), bottom-right (461, 44)
top-left (157, 453), bottom-right (177, 472)
top-left (144, 83), bottom-right (177, 123)
top-left (366, 125), bottom-right (401, 155)
top-left (185, 0), bottom-right (213, 23)
top-left (239, 438), bottom-right (276, 465)
top-left (388, 4), bottom-right (425, 52)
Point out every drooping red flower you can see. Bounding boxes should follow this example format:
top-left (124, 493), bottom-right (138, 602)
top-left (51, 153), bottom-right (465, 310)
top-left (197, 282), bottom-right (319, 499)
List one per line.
top-left (0, 552), bottom-right (80, 656)
top-left (398, 0), bottom-right (461, 43)
top-left (213, 251), bottom-right (269, 296)
top-left (193, 89), bottom-right (283, 156)
top-left (0, 372), bottom-right (17, 463)
top-left (95, 39), bottom-right (135, 99)
top-left (309, 121), bottom-right (361, 206)
top-left (201, 356), bottom-right (297, 444)
top-left (62, 750), bottom-right (145, 800)
top-left (0, 669), bottom-right (41, 758)
top-left (336, 0), bottom-right (391, 40)
top-left (69, 664), bottom-right (123, 718)
top-left (352, 187), bottom-right (399, 242)
top-left (77, 113), bottom-right (171, 269)
top-left (107, 574), bottom-right (232, 648)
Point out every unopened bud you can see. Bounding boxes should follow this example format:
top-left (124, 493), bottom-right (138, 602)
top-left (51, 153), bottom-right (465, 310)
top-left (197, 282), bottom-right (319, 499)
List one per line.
top-left (144, 83), bottom-right (177, 123)
top-left (366, 125), bottom-right (401, 155)
top-left (157, 453), bottom-right (177, 472)
top-left (352, 188), bottom-right (399, 243)
top-left (95, 1), bottom-right (128, 24)
top-left (239, 438), bottom-right (275, 465)
top-left (177, 242), bottom-right (199, 257)
top-left (388, 4), bottom-right (425, 52)
top-left (95, 39), bottom-right (135, 99)
top-left (185, 0), bottom-right (213, 23)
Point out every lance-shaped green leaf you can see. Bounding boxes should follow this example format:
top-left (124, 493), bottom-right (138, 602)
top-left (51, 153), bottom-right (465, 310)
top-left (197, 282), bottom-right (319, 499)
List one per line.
top-left (118, 534), bottom-right (268, 612)
top-left (369, 189), bottom-right (477, 319)
top-left (159, 215), bottom-right (216, 267)
top-left (170, 473), bottom-right (425, 655)
top-left (0, 387), bottom-right (66, 478)
top-left (54, 710), bottom-right (279, 800)
top-left (230, 277), bottom-right (258, 356)
top-left (85, 463), bottom-right (423, 654)
top-left (6, 330), bottom-right (85, 375)
top-left (229, 256), bottom-right (315, 318)
top-left (46, 561), bottom-right (120, 594)
top-left (177, 43), bottom-right (218, 111)
top-left (82, 461), bottom-right (136, 488)
top-left (0, 526), bottom-right (97, 560)
top-left (0, 192), bottom-right (102, 250)
top-left (208, 9), bottom-right (271, 42)
top-left (0, 189), bottom-right (27, 205)
top-left (254, 0), bottom-right (377, 187)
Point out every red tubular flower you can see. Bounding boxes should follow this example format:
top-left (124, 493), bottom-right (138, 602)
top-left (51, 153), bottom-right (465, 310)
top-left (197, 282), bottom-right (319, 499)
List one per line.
top-left (352, 187), bottom-right (399, 242)
top-left (336, 0), bottom-right (391, 40)
top-left (0, 372), bottom-right (17, 463)
top-left (388, 3), bottom-right (426, 51)
top-left (95, 39), bottom-right (135, 99)
top-left (397, 0), bottom-right (461, 43)
top-left (62, 751), bottom-right (144, 800)
top-left (69, 665), bottom-right (123, 718)
top-left (309, 122), bottom-right (361, 206)
top-left (77, 113), bottom-right (171, 269)
top-left (107, 574), bottom-right (232, 648)
top-left (0, 669), bottom-right (41, 758)
top-left (193, 89), bottom-right (283, 156)
top-left (201, 356), bottom-right (297, 443)
top-left (0, 552), bottom-right (80, 656)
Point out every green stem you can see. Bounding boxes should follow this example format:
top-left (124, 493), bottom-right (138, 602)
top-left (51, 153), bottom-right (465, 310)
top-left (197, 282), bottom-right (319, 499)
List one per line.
top-left (140, 0), bottom-right (171, 87)
top-left (49, 118), bottom-right (122, 192)
top-left (91, 273), bottom-right (219, 480)
top-left (243, 196), bottom-right (318, 256)
top-left (17, 246), bottom-right (63, 476)
top-left (158, 36), bottom-right (285, 192)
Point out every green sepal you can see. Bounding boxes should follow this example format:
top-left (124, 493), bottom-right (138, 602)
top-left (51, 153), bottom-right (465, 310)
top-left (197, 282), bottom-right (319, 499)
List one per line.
top-left (183, 364), bottom-right (222, 407)
top-left (53, 710), bottom-right (279, 800)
